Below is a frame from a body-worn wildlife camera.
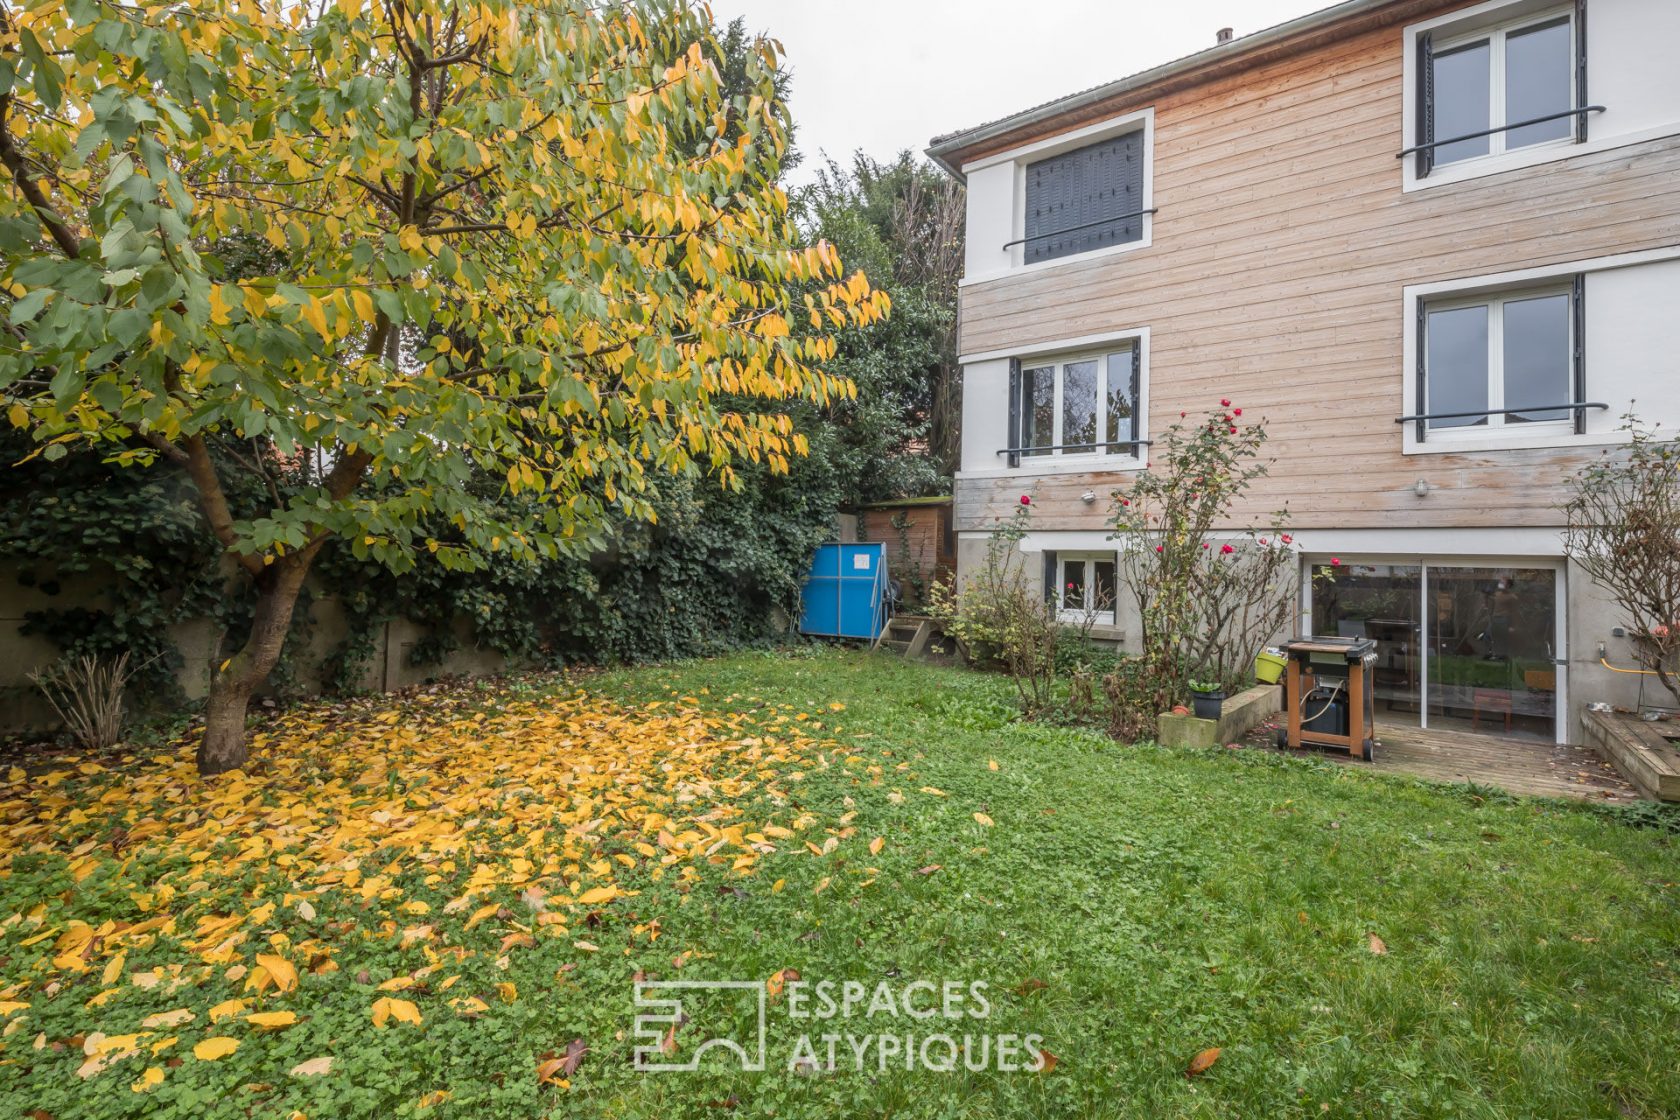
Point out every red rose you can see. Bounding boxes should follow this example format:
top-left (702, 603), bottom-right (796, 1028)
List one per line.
top-left (1019, 495), bottom-right (1031, 506)
top-left (1155, 545), bottom-right (1164, 553)
top-left (1220, 544), bottom-right (1234, 554)
top-left (1220, 398), bottom-right (1231, 407)
top-left (1259, 537), bottom-right (1269, 545)
top-left (1330, 557), bottom-right (1342, 567)
top-left (1281, 534), bottom-right (1293, 544)
top-left (1229, 427), bottom-right (1237, 434)
top-left (1233, 408), bottom-right (1242, 416)
top-left (1202, 542), bottom-right (1210, 550)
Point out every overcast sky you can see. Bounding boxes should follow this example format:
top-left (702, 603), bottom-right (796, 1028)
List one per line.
top-left (710, 0), bottom-right (1334, 184)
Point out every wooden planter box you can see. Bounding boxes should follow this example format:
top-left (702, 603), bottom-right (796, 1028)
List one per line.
top-left (1581, 709), bottom-right (1680, 802)
top-left (1157, 683), bottom-right (1281, 749)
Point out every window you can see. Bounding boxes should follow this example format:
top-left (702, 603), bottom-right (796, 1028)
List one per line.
top-left (1419, 284), bottom-right (1579, 436)
top-left (1021, 132), bottom-right (1145, 264)
top-left (1414, 7), bottom-right (1583, 176)
top-left (1009, 346), bottom-right (1140, 463)
top-left (1056, 553), bottom-right (1117, 624)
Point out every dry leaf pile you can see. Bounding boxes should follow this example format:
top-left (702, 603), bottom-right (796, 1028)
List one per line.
top-left (0, 685), bottom-right (843, 1095)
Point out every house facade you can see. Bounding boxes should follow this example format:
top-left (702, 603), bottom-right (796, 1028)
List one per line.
top-left (928, 0), bottom-right (1680, 745)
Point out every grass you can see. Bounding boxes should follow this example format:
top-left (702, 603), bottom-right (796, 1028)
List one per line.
top-left (3, 648), bottom-right (1679, 1118)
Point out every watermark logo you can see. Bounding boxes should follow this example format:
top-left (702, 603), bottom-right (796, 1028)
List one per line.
top-left (632, 980), bottom-right (767, 1072)
top-left (633, 977), bottom-right (1045, 1074)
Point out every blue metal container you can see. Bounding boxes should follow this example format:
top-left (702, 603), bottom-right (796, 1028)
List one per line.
top-left (798, 543), bottom-right (887, 640)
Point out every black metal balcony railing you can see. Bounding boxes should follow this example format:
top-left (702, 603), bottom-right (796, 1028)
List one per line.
top-left (1397, 105), bottom-right (1606, 161)
top-left (997, 439), bottom-right (1151, 468)
top-left (1001, 209), bottom-right (1158, 251)
top-left (1392, 401), bottom-right (1607, 425)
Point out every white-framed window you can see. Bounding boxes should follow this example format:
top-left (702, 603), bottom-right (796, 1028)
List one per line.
top-left (1428, 10), bottom-right (1576, 167)
top-left (1056, 552), bottom-right (1117, 625)
top-left (1418, 282), bottom-right (1578, 437)
top-left (1012, 345), bottom-right (1140, 462)
top-left (955, 109), bottom-right (1155, 283)
top-left (1403, 1), bottom-right (1594, 186)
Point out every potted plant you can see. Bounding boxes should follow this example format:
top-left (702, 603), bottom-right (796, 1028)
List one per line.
top-left (1187, 678), bottom-right (1226, 721)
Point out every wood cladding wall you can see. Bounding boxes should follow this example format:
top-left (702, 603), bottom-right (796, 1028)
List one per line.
top-left (954, 16), bottom-right (1680, 535)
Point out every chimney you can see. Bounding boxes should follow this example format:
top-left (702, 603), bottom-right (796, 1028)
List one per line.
top-left (1216, 27), bottom-right (1234, 45)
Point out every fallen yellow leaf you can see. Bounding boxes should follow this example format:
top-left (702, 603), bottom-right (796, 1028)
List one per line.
top-left (371, 996), bottom-right (422, 1028)
top-left (208, 999), bottom-right (248, 1023)
top-left (256, 953), bottom-right (299, 993)
top-left (574, 885), bottom-right (622, 906)
top-left (193, 1037), bottom-right (240, 1061)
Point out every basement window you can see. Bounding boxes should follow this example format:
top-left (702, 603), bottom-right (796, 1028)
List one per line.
top-left (1056, 553), bottom-right (1118, 625)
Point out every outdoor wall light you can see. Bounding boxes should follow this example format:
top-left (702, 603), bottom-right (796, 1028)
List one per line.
top-left (1081, 490), bottom-right (1097, 504)
top-left (1413, 479), bottom-right (1431, 498)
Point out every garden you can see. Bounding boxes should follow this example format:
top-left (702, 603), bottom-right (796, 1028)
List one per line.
top-left (2, 650), bottom-right (1678, 1119)
top-left (3, 3), bottom-right (1680, 1118)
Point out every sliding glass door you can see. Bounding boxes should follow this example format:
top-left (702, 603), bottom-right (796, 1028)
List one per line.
top-left (1309, 562), bottom-right (1559, 741)
top-left (1425, 567), bottom-right (1557, 739)
top-left (1310, 564), bottom-right (1423, 721)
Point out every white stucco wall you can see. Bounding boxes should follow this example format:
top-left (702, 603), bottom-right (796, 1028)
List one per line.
top-left (1585, 0), bottom-right (1680, 141)
top-left (959, 357), bottom-right (1011, 474)
top-left (962, 163), bottom-right (1015, 282)
top-left (1587, 257), bottom-right (1680, 433)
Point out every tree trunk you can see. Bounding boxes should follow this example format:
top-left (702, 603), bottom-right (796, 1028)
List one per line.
top-left (196, 555), bottom-right (315, 775)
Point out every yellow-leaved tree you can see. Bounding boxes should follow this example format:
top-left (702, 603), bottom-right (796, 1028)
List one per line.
top-left (0, 0), bottom-right (886, 773)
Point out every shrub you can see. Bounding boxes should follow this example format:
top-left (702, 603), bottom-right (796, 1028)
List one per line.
top-left (1110, 402), bottom-right (1302, 721)
top-left (1099, 657), bottom-right (1179, 742)
top-left (1562, 417), bottom-right (1680, 705)
top-left (28, 653), bottom-right (138, 751)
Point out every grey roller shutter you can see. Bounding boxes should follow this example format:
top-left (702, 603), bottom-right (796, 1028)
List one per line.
top-left (1129, 343), bottom-right (1142, 451)
top-left (1572, 274), bottom-right (1586, 434)
top-left (1416, 31), bottom-right (1435, 178)
top-left (1023, 133), bottom-right (1144, 264)
top-left (1416, 299), bottom-right (1429, 443)
top-left (1007, 357), bottom-right (1022, 468)
top-left (1575, 0), bottom-right (1589, 142)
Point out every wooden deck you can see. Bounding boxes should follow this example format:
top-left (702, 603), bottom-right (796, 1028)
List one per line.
top-left (1249, 716), bottom-right (1639, 802)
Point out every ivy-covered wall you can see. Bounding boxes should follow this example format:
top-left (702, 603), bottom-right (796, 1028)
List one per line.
top-left (0, 429), bottom-right (842, 730)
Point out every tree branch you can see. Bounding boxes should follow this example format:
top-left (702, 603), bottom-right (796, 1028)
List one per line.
top-left (183, 435), bottom-right (265, 579)
top-left (0, 94), bottom-right (82, 258)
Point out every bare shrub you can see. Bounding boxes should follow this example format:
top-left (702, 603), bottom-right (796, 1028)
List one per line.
top-left (28, 653), bottom-right (138, 751)
top-left (1563, 418), bottom-right (1680, 704)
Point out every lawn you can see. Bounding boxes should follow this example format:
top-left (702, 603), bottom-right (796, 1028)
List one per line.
top-left (2, 649), bottom-right (1678, 1119)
